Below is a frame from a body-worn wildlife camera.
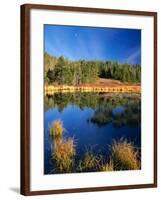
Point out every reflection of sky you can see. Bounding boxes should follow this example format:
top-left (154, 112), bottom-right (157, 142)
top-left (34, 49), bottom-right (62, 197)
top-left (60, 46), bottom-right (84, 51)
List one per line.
top-left (44, 25), bottom-right (141, 65)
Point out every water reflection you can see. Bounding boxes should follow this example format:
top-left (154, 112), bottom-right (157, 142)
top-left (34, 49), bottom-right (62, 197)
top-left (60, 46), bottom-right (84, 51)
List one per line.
top-left (44, 92), bottom-right (141, 174)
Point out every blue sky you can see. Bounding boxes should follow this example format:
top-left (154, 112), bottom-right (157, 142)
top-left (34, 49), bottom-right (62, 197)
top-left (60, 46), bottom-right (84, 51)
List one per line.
top-left (44, 25), bottom-right (141, 65)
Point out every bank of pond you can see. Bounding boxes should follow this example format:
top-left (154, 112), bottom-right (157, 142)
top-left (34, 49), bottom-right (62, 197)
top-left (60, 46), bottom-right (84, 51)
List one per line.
top-left (44, 84), bottom-right (141, 95)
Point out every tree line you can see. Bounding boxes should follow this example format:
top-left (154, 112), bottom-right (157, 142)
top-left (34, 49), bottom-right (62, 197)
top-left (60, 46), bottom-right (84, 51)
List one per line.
top-left (44, 52), bottom-right (141, 85)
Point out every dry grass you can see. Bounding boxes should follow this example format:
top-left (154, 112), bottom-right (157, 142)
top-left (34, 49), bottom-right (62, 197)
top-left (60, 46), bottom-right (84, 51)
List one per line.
top-left (78, 151), bottom-right (100, 172)
top-left (49, 120), bottom-right (140, 173)
top-left (50, 120), bottom-right (64, 138)
top-left (111, 138), bottom-right (140, 170)
top-left (101, 160), bottom-right (114, 171)
top-left (52, 137), bottom-right (76, 172)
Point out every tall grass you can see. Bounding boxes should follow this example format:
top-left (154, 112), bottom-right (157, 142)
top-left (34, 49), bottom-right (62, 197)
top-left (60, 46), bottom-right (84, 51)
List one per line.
top-left (110, 138), bottom-right (140, 170)
top-left (78, 151), bottom-right (100, 172)
top-left (50, 120), bottom-right (64, 137)
top-left (49, 119), bottom-right (140, 173)
top-left (52, 137), bottom-right (140, 173)
top-left (101, 160), bottom-right (114, 171)
top-left (52, 137), bottom-right (76, 173)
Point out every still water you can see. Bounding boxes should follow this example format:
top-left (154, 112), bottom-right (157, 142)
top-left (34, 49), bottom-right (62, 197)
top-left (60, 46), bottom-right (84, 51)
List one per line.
top-left (44, 92), bottom-right (141, 174)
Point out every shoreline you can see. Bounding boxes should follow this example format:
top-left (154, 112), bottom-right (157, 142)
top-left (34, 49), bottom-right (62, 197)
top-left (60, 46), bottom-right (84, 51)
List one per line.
top-left (45, 84), bottom-right (141, 95)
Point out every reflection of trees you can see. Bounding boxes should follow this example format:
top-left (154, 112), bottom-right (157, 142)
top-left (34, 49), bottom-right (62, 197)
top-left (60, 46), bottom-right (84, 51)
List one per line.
top-left (91, 101), bottom-right (141, 127)
top-left (45, 92), bottom-right (140, 111)
top-left (91, 108), bottom-right (113, 126)
top-left (45, 92), bottom-right (100, 112)
top-left (44, 95), bottom-right (56, 111)
top-left (44, 92), bottom-right (141, 127)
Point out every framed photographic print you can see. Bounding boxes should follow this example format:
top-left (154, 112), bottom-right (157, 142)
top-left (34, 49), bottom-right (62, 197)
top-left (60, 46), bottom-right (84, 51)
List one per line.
top-left (21, 4), bottom-right (157, 196)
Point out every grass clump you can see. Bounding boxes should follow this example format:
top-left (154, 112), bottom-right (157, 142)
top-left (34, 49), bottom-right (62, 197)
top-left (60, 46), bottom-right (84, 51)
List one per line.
top-left (78, 151), bottom-right (99, 172)
top-left (50, 120), bottom-right (64, 137)
top-left (101, 160), bottom-right (114, 171)
top-left (111, 138), bottom-right (140, 170)
top-left (53, 137), bottom-right (76, 173)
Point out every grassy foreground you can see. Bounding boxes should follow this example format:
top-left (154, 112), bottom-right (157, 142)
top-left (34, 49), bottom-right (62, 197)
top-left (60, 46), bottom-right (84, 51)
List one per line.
top-left (50, 119), bottom-right (141, 173)
top-left (52, 137), bottom-right (76, 172)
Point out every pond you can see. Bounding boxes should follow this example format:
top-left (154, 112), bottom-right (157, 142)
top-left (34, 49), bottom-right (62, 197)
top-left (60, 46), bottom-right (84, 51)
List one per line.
top-left (44, 92), bottom-right (141, 174)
